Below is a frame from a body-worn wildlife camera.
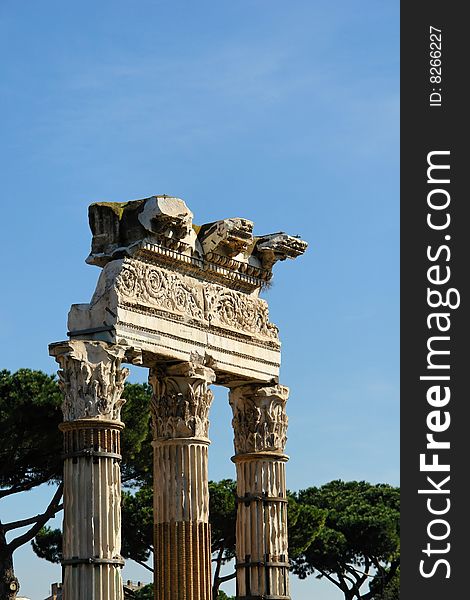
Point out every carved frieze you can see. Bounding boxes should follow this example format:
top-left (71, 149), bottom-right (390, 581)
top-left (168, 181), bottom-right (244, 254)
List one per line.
top-left (149, 361), bottom-right (216, 440)
top-left (205, 285), bottom-right (279, 340)
top-left (50, 340), bottom-right (129, 422)
top-left (114, 259), bottom-right (279, 341)
top-left (116, 261), bottom-right (205, 320)
top-left (229, 384), bottom-right (289, 454)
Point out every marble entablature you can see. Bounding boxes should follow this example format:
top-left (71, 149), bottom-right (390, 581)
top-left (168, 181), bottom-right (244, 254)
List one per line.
top-left (68, 196), bottom-right (307, 384)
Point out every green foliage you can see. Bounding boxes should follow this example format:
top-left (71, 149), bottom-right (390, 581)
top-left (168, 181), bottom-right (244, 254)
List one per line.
top-left (120, 383), bottom-right (153, 486)
top-left (287, 493), bottom-right (327, 559)
top-left (31, 526), bottom-right (62, 563)
top-left (291, 480), bottom-right (400, 600)
top-left (208, 479), bottom-right (237, 598)
top-left (216, 591), bottom-right (235, 600)
top-left (0, 369), bottom-right (65, 598)
top-left (209, 479), bottom-right (237, 563)
top-left (132, 583), bottom-right (153, 599)
top-left (122, 484), bottom-right (153, 564)
top-left (0, 369), bottom-right (63, 492)
top-left (370, 567), bottom-right (399, 600)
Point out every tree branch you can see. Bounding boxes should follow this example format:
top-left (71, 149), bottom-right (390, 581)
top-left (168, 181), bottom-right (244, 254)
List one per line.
top-left (346, 563), bottom-right (362, 584)
top-left (348, 558), bottom-right (370, 600)
top-left (339, 571), bottom-right (355, 587)
top-left (370, 556), bottom-right (386, 579)
top-left (347, 567), bottom-right (375, 579)
top-left (360, 559), bottom-right (400, 600)
top-left (360, 557), bottom-right (371, 585)
top-left (132, 558), bottom-right (154, 573)
top-left (316, 568), bottom-right (348, 594)
top-left (0, 476), bottom-right (53, 499)
top-left (218, 572), bottom-right (236, 584)
top-left (212, 545), bottom-right (225, 598)
top-left (8, 483), bottom-right (63, 552)
top-left (4, 505), bottom-right (63, 532)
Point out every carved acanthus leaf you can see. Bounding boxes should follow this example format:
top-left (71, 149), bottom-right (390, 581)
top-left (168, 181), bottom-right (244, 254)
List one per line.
top-left (149, 362), bottom-right (216, 440)
top-left (229, 384), bottom-right (289, 454)
top-left (49, 341), bottom-right (129, 422)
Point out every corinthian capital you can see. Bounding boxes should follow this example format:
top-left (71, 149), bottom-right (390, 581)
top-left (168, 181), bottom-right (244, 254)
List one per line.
top-left (49, 340), bottom-right (129, 422)
top-left (229, 383), bottom-right (289, 454)
top-left (149, 361), bottom-right (216, 440)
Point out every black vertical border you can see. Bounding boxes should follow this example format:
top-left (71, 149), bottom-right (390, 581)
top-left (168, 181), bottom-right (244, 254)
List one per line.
top-left (401, 3), bottom-right (468, 598)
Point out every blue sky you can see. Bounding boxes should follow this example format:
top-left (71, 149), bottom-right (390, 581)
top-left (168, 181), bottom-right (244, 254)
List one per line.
top-left (0, 2), bottom-right (399, 598)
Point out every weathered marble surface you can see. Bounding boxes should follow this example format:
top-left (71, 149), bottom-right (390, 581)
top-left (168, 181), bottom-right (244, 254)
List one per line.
top-left (230, 383), bottom-right (290, 599)
top-left (50, 340), bottom-right (129, 421)
top-left (68, 196), bottom-right (307, 384)
top-left (86, 195), bottom-right (307, 275)
top-left (229, 383), bottom-right (289, 454)
top-left (50, 340), bottom-right (129, 600)
top-left (52, 196), bottom-right (306, 600)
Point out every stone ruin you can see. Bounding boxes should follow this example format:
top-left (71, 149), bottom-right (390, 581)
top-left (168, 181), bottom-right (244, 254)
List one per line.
top-left (49, 196), bottom-right (307, 600)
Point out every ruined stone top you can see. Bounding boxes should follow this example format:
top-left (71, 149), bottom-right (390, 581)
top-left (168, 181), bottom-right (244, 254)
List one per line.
top-left (87, 195), bottom-right (307, 291)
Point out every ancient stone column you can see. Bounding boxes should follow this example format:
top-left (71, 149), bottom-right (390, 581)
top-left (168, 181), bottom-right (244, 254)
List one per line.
top-left (49, 340), bottom-right (129, 600)
top-left (229, 384), bottom-right (290, 600)
top-left (149, 361), bottom-right (216, 600)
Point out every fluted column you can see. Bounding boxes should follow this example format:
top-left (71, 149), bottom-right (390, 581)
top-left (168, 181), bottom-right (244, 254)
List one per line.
top-left (149, 361), bottom-right (216, 600)
top-left (229, 384), bottom-right (290, 600)
top-left (49, 340), bottom-right (129, 600)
